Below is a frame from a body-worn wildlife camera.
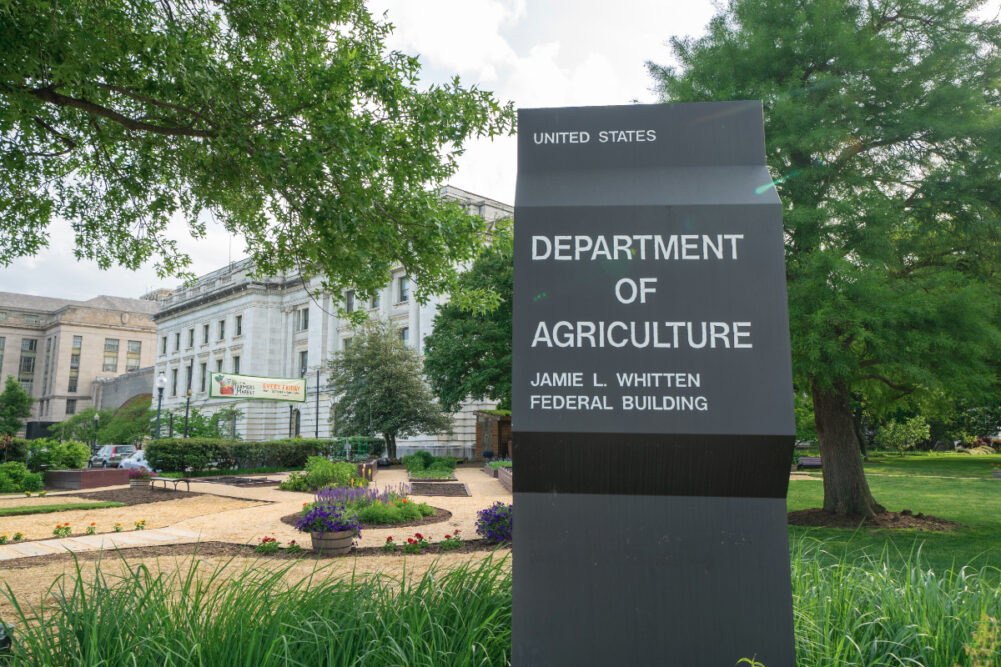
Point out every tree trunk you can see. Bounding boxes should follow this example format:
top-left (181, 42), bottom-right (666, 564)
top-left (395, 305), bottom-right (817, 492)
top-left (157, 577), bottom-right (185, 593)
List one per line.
top-left (812, 380), bottom-right (885, 517)
top-left (385, 433), bottom-right (396, 461)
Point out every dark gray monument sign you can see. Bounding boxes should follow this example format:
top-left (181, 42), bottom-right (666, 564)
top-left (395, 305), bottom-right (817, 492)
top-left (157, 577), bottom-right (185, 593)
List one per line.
top-left (512, 102), bottom-right (796, 665)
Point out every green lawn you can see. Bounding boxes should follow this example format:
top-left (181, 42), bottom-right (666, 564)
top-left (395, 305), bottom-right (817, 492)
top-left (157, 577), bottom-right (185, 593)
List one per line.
top-left (788, 455), bottom-right (1001, 572)
top-left (0, 501), bottom-right (125, 517)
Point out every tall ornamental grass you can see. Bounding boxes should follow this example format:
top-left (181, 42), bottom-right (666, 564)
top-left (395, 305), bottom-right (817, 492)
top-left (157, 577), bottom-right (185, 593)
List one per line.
top-left (791, 537), bottom-right (1001, 666)
top-left (3, 555), bottom-right (511, 666)
top-left (3, 539), bottom-right (1000, 665)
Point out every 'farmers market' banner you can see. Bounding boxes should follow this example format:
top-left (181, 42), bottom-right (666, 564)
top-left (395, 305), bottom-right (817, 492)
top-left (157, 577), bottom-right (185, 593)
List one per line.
top-left (210, 373), bottom-right (306, 402)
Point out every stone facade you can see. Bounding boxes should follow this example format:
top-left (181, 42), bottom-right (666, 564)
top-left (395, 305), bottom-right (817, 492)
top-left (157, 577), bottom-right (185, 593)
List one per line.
top-left (92, 366), bottom-right (154, 411)
top-left (0, 292), bottom-right (160, 437)
top-left (153, 186), bottom-right (512, 457)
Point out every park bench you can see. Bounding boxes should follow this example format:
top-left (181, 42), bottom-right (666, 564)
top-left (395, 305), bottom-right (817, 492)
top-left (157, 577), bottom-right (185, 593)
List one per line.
top-left (150, 476), bottom-right (192, 492)
top-left (797, 456), bottom-right (822, 470)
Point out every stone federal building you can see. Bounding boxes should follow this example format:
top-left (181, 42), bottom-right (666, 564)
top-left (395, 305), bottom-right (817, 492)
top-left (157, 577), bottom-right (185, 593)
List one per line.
top-left (153, 186), bottom-right (511, 456)
top-left (0, 292), bottom-right (160, 437)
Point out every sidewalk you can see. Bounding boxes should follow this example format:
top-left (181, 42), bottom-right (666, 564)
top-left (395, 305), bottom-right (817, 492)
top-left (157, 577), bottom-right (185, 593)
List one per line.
top-left (0, 526), bottom-right (203, 561)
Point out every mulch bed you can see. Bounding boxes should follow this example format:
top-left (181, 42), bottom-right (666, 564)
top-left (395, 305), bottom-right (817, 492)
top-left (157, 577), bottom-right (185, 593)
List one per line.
top-left (0, 538), bottom-right (506, 570)
top-left (788, 508), bottom-right (960, 531)
top-left (410, 481), bottom-right (470, 497)
top-left (279, 507), bottom-right (452, 530)
top-left (72, 488), bottom-right (207, 506)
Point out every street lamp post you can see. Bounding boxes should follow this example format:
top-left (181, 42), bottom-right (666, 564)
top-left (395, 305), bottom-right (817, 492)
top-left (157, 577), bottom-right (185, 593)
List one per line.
top-left (288, 404), bottom-right (294, 438)
top-left (183, 389), bottom-right (193, 437)
top-left (154, 372), bottom-right (167, 439)
top-left (315, 367), bottom-right (320, 439)
top-left (93, 412), bottom-right (100, 451)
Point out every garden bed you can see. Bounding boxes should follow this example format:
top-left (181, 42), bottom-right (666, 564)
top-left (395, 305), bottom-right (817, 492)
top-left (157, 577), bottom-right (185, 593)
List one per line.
top-left (410, 481), bottom-right (470, 497)
top-left (73, 487), bottom-right (210, 507)
top-left (496, 467), bottom-right (512, 492)
top-left (787, 508), bottom-right (960, 531)
top-left (0, 538), bottom-right (507, 568)
top-left (483, 463), bottom-right (497, 478)
top-left (279, 506), bottom-right (452, 530)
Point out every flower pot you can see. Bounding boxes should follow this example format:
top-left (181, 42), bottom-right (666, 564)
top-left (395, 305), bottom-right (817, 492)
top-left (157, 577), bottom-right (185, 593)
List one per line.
top-left (310, 529), bottom-right (355, 556)
top-left (130, 479), bottom-right (151, 489)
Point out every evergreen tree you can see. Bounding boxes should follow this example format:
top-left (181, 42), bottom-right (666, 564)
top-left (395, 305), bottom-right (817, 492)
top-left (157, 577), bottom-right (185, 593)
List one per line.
top-left (649, 0), bottom-right (1001, 515)
top-left (424, 223), bottom-right (513, 412)
top-left (328, 320), bottom-right (451, 459)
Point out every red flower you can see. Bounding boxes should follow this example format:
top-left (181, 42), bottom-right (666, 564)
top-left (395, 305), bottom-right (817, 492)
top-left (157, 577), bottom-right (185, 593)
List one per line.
top-left (444, 535), bottom-right (451, 540)
top-left (407, 538), bottom-right (414, 544)
top-left (414, 533), bottom-right (422, 540)
top-left (386, 536), bottom-right (393, 542)
top-left (289, 540), bottom-right (296, 545)
top-left (454, 529), bottom-right (461, 534)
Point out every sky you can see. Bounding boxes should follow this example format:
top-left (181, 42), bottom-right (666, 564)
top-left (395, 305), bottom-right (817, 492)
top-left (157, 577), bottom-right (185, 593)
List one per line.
top-left (0, 0), bottom-right (726, 299)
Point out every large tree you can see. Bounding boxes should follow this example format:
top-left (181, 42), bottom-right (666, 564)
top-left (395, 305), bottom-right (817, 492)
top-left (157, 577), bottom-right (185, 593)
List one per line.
top-left (424, 221), bottom-right (513, 412)
top-left (0, 0), bottom-right (514, 299)
top-left (328, 319), bottom-right (451, 459)
top-left (0, 376), bottom-right (33, 436)
top-left (649, 0), bottom-right (1001, 515)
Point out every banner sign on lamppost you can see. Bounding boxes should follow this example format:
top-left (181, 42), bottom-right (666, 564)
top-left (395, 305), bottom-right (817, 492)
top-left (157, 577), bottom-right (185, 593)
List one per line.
top-left (512, 102), bottom-right (796, 665)
top-left (209, 372), bottom-right (306, 402)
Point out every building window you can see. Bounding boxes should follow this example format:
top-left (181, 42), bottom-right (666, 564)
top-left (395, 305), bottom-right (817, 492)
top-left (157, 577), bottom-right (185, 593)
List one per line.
top-left (344, 291), bottom-right (354, 313)
top-left (68, 335), bottom-right (81, 392)
top-left (200, 362), bottom-right (207, 393)
top-left (298, 350), bottom-right (308, 377)
top-left (183, 364), bottom-right (191, 392)
top-left (400, 327), bottom-right (409, 345)
top-left (171, 368), bottom-right (178, 396)
top-left (294, 307), bottom-right (309, 331)
top-left (0, 312), bottom-right (6, 321)
top-left (235, 314), bottom-right (243, 336)
top-left (187, 328), bottom-right (194, 348)
top-left (66, 399), bottom-right (77, 415)
top-left (41, 337), bottom-right (53, 395)
top-left (103, 338), bottom-right (119, 372)
top-left (233, 356), bottom-right (240, 374)
top-left (19, 339), bottom-right (37, 392)
top-left (343, 337), bottom-right (353, 351)
top-left (23, 314), bottom-right (39, 325)
top-left (174, 332), bottom-right (180, 352)
top-left (218, 319), bottom-right (226, 340)
top-left (161, 335), bottom-right (167, 355)
top-left (398, 276), bottom-right (409, 302)
top-left (370, 294), bottom-right (380, 309)
top-left (126, 341), bottom-right (142, 371)
top-left (202, 323), bottom-right (209, 344)
top-left (216, 358), bottom-right (223, 373)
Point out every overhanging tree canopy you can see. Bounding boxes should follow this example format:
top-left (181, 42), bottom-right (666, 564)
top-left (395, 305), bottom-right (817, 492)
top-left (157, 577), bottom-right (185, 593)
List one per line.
top-left (649, 0), bottom-right (1001, 515)
top-left (1, 0), bottom-right (514, 299)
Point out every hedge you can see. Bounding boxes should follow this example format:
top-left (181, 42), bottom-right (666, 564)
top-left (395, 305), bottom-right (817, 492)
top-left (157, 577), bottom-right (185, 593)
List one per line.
top-left (146, 437), bottom-right (385, 473)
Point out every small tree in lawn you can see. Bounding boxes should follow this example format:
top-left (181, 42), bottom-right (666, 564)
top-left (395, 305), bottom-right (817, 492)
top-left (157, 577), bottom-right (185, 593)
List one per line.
top-left (424, 222), bottom-right (513, 412)
top-left (0, 376), bottom-right (33, 436)
top-left (875, 416), bottom-right (931, 456)
top-left (328, 320), bottom-right (451, 460)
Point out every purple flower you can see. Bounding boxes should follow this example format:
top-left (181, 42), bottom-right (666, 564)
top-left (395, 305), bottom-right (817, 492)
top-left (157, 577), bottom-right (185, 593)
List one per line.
top-left (294, 502), bottom-right (361, 536)
top-left (475, 502), bottom-right (513, 544)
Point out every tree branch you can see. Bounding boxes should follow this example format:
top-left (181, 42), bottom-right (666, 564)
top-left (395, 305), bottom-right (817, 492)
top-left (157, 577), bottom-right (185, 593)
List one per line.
top-left (860, 374), bottom-right (913, 393)
top-left (24, 86), bottom-right (216, 138)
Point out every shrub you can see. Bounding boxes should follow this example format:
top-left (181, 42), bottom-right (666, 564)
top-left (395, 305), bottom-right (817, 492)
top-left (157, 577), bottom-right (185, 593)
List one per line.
top-left (0, 437), bottom-right (28, 463)
top-left (476, 502), bottom-right (513, 544)
top-left (304, 457), bottom-right (356, 490)
top-left (0, 461), bottom-right (43, 493)
top-left (25, 439), bottom-right (89, 472)
top-left (488, 460), bottom-right (512, 470)
top-left (403, 451), bottom-right (457, 476)
top-left (278, 472), bottom-right (310, 492)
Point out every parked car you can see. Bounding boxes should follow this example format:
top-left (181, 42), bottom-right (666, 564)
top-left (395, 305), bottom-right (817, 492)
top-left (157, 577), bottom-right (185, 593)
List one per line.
top-left (118, 450), bottom-right (159, 474)
top-left (88, 445), bottom-right (137, 468)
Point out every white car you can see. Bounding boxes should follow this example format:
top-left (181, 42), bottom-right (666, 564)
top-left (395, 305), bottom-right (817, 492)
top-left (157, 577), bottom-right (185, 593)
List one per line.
top-left (118, 450), bottom-right (159, 474)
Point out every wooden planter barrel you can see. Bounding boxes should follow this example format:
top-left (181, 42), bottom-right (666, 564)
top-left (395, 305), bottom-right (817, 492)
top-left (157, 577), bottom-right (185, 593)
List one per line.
top-left (310, 530), bottom-right (355, 555)
top-left (130, 479), bottom-right (152, 489)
